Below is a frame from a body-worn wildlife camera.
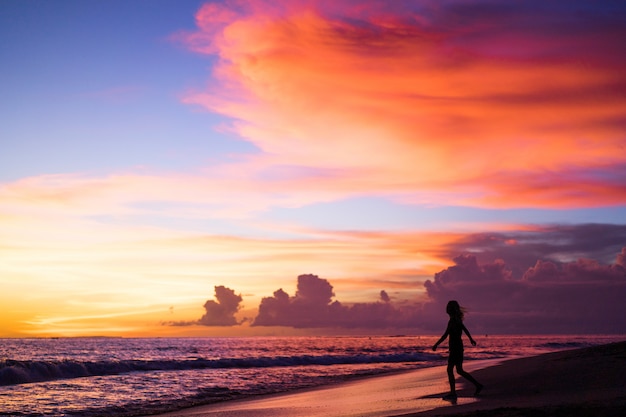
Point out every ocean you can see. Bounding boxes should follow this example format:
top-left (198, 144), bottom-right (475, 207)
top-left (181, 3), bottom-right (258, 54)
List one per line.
top-left (0, 335), bottom-right (623, 416)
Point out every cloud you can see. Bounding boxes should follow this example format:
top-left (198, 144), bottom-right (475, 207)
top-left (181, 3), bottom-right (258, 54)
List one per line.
top-left (253, 274), bottom-right (336, 328)
top-left (179, 0), bottom-right (626, 208)
top-left (169, 286), bottom-right (244, 326)
top-left (248, 242), bottom-right (626, 333)
top-left (253, 274), bottom-right (416, 328)
top-left (423, 249), bottom-right (626, 333)
top-left (168, 241), bottom-right (626, 333)
top-left (198, 285), bottom-right (244, 326)
top-left (438, 224), bottom-right (626, 278)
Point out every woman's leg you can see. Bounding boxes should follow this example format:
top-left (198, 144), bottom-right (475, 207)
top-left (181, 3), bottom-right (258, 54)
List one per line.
top-left (446, 362), bottom-right (456, 395)
top-left (456, 363), bottom-right (483, 395)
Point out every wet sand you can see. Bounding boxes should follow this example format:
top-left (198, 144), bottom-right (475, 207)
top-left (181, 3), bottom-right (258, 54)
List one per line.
top-left (153, 341), bottom-right (626, 417)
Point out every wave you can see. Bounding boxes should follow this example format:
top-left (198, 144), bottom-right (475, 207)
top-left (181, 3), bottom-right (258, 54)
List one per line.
top-left (0, 352), bottom-right (437, 386)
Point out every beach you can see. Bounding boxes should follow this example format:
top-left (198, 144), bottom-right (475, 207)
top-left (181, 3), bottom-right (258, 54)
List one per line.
top-left (153, 341), bottom-right (626, 417)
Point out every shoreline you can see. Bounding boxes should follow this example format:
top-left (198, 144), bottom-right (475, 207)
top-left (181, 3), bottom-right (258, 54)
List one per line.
top-left (152, 360), bottom-right (498, 417)
top-left (150, 340), bottom-right (626, 417)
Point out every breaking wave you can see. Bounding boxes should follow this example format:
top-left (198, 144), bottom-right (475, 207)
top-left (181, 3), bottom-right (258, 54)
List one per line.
top-left (0, 352), bottom-right (436, 386)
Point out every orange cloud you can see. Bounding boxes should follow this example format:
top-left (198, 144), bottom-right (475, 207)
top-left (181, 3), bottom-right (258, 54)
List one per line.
top-left (181, 0), bottom-right (626, 208)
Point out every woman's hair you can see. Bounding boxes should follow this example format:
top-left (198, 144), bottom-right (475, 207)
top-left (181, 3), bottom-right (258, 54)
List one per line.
top-left (446, 300), bottom-right (466, 320)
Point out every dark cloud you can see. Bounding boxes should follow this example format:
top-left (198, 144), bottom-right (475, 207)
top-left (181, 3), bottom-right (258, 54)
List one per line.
top-left (167, 227), bottom-right (626, 334)
top-left (166, 286), bottom-right (245, 327)
top-left (251, 246), bottom-right (626, 333)
top-left (253, 274), bottom-right (414, 328)
top-left (253, 274), bottom-right (336, 328)
top-left (439, 224), bottom-right (626, 278)
top-left (434, 0), bottom-right (626, 66)
top-left (423, 249), bottom-right (626, 334)
top-left (198, 285), bottom-right (244, 326)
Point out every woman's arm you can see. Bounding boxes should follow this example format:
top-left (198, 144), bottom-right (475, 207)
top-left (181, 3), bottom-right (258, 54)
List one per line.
top-left (462, 323), bottom-right (477, 346)
top-left (432, 323), bottom-right (450, 351)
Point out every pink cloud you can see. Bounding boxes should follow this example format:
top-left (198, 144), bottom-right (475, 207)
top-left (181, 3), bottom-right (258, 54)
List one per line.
top-left (0, 169), bottom-right (361, 220)
top-left (179, 0), bottom-right (626, 208)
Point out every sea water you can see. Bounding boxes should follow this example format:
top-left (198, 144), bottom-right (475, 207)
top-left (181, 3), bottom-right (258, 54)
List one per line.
top-left (0, 335), bottom-right (623, 416)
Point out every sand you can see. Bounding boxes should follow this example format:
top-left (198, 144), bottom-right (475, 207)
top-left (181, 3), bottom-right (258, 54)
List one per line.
top-left (406, 340), bottom-right (626, 417)
top-left (153, 341), bottom-right (626, 417)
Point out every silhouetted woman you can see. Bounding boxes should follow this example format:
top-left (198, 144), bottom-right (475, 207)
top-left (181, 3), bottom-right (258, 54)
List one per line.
top-left (432, 300), bottom-right (483, 399)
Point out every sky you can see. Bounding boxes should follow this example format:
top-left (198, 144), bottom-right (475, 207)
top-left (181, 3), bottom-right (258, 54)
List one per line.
top-left (1, 0), bottom-right (625, 337)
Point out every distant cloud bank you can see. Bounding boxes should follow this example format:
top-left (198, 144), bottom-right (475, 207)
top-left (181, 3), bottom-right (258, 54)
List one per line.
top-left (172, 226), bottom-right (626, 334)
top-left (424, 250), bottom-right (626, 334)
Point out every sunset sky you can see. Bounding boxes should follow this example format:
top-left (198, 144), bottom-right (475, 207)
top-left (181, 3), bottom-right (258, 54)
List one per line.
top-left (1, 0), bottom-right (625, 337)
